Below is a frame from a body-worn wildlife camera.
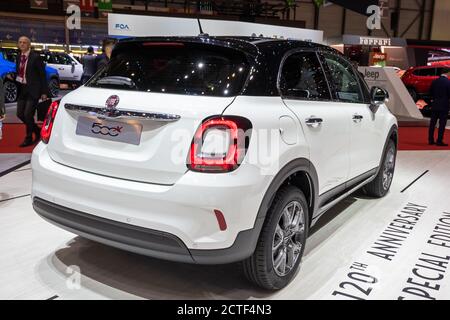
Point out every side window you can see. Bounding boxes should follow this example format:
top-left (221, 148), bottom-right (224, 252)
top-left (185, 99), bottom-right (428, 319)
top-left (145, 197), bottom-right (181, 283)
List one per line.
top-left (54, 54), bottom-right (71, 65)
top-left (62, 54), bottom-right (72, 65)
top-left (279, 52), bottom-right (331, 101)
top-left (323, 53), bottom-right (364, 103)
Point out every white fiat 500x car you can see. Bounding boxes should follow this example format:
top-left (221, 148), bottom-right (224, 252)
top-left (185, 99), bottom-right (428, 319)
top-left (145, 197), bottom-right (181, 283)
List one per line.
top-left (32, 37), bottom-right (397, 290)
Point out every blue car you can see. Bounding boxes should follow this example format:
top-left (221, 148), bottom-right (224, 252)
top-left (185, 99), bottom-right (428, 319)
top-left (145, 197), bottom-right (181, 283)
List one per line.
top-left (1, 51), bottom-right (60, 103)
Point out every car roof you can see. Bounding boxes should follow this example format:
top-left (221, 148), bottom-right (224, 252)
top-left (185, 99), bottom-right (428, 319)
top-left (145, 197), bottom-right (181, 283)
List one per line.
top-left (117, 36), bottom-right (337, 57)
top-left (412, 64), bottom-right (450, 70)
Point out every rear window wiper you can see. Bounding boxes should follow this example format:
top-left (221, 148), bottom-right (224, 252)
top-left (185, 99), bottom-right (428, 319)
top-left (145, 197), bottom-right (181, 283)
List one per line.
top-left (95, 76), bottom-right (137, 88)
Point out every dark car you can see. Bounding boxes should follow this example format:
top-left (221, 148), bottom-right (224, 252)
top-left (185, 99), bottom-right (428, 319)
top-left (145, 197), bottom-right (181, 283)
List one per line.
top-left (0, 48), bottom-right (60, 103)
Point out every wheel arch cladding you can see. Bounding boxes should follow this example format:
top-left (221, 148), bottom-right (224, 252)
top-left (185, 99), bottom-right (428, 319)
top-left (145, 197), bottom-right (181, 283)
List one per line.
top-left (255, 158), bottom-right (319, 228)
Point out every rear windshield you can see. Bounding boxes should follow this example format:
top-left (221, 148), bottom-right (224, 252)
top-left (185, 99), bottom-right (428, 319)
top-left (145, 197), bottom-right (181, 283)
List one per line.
top-left (87, 42), bottom-right (249, 97)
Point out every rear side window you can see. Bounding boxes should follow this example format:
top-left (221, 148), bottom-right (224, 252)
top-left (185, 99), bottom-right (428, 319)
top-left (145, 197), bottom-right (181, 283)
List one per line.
top-left (87, 42), bottom-right (249, 97)
top-left (413, 68), bottom-right (436, 76)
top-left (54, 54), bottom-right (72, 65)
top-left (279, 52), bottom-right (331, 101)
top-left (323, 53), bottom-right (364, 103)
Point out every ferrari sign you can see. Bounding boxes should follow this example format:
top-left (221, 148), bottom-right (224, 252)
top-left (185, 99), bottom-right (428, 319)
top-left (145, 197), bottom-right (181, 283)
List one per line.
top-left (30, 0), bottom-right (48, 9)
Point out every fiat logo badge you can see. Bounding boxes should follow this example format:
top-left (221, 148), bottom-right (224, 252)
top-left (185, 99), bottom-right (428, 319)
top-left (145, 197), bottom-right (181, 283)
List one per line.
top-left (105, 95), bottom-right (120, 111)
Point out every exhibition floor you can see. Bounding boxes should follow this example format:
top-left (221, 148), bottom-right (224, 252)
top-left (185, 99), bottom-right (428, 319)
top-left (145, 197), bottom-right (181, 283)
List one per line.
top-left (0, 151), bottom-right (449, 300)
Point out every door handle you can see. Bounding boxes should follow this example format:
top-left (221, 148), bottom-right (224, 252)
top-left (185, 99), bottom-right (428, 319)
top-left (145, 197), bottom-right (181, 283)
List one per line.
top-left (305, 117), bottom-right (323, 128)
top-left (352, 114), bottom-right (363, 123)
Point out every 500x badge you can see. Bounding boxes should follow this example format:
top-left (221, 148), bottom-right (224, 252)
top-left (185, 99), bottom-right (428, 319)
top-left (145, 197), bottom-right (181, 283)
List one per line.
top-left (91, 123), bottom-right (123, 137)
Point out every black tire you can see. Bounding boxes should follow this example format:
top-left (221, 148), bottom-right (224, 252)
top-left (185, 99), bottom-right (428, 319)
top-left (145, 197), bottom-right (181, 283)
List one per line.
top-left (363, 140), bottom-right (396, 198)
top-left (243, 185), bottom-right (309, 290)
top-left (407, 87), bottom-right (418, 102)
top-left (48, 78), bottom-right (60, 98)
top-left (3, 79), bottom-right (18, 103)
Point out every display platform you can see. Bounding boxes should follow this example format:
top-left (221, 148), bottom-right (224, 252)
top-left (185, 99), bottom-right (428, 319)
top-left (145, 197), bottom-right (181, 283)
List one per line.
top-left (0, 151), bottom-right (450, 300)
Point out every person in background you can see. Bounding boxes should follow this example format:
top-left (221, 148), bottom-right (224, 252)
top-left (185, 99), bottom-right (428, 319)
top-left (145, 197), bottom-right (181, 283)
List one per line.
top-left (81, 46), bottom-right (96, 84)
top-left (428, 71), bottom-right (450, 147)
top-left (96, 38), bottom-right (117, 71)
top-left (0, 78), bottom-right (5, 140)
top-left (15, 36), bottom-right (49, 147)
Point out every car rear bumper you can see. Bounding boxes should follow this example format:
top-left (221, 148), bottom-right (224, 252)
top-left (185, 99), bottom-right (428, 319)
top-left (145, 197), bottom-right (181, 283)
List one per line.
top-left (33, 197), bottom-right (262, 264)
top-left (31, 143), bottom-right (270, 263)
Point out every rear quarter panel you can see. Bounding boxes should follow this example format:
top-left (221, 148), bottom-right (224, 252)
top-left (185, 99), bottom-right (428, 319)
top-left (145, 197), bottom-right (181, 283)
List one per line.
top-left (222, 95), bottom-right (310, 192)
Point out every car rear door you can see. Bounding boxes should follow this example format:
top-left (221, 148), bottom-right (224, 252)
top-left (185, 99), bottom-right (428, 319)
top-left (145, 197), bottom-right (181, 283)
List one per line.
top-left (51, 53), bottom-right (73, 81)
top-left (320, 52), bottom-right (382, 181)
top-left (280, 50), bottom-right (350, 195)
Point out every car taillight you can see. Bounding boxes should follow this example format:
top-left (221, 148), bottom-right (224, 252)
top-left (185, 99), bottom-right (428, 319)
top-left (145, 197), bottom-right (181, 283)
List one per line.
top-left (187, 116), bottom-right (252, 173)
top-left (41, 100), bottom-right (60, 144)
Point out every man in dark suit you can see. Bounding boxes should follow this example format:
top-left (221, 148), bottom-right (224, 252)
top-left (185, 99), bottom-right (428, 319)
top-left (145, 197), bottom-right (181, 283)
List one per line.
top-left (428, 71), bottom-right (450, 146)
top-left (15, 36), bottom-right (49, 147)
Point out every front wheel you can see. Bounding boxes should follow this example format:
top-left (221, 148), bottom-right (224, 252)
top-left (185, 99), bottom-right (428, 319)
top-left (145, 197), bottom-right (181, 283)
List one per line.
top-left (243, 186), bottom-right (309, 290)
top-left (3, 79), bottom-right (18, 103)
top-left (363, 140), bottom-right (397, 198)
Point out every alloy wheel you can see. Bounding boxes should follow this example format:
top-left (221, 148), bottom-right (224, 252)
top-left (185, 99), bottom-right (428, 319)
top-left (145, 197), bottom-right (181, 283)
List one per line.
top-left (3, 81), bottom-right (17, 103)
top-left (272, 200), bottom-right (305, 277)
top-left (382, 147), bottom-right (395, 190)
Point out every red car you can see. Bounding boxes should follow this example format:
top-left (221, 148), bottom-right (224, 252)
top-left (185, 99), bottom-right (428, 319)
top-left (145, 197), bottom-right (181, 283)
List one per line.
top-left (402, 65), bottom-right (450, 102)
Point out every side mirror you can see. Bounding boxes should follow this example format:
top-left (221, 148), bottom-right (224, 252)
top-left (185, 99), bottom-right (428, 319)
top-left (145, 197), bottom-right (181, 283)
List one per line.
top-left (370, 86), bottom-right (389, 113)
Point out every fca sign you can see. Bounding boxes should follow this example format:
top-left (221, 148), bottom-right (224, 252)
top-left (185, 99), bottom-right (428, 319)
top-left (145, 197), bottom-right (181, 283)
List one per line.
top-left (115, 24), bottom-right (130, 30)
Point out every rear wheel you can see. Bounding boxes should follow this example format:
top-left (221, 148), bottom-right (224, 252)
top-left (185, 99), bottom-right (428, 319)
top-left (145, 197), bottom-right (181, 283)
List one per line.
top-left (243, 186), bottom-right (309, 290)
top-left (3, 79), bottom-right (17, 103)
top-left (363, 140), bottom-right (396, 198)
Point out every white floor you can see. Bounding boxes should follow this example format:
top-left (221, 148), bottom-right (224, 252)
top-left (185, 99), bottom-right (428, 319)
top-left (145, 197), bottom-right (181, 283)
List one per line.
top-left (0, 154), bottom-right (31, 174)
top-left (1, 151), bottom-right (450, 300)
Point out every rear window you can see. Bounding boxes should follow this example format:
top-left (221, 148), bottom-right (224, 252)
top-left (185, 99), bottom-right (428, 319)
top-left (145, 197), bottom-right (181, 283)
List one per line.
top-left (87, 42), bottom-right (249, 97)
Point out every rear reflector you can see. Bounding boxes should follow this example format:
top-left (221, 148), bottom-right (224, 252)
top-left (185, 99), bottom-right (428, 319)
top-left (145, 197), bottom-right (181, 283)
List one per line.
top-left (214, 210), bottom-right (227, 231)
